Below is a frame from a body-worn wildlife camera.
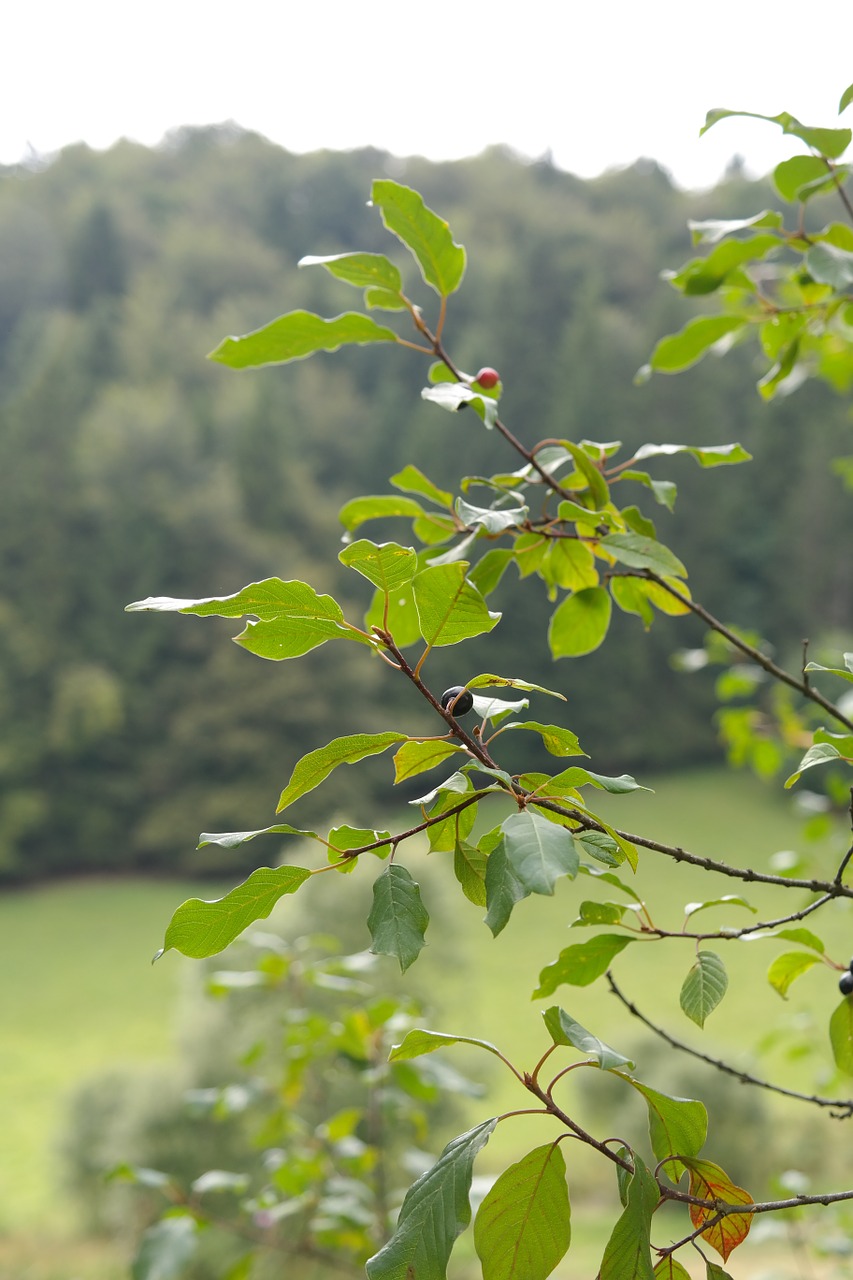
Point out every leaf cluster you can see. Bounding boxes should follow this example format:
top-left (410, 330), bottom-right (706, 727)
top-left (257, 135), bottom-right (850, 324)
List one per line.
top-left (127, 105), bottom-right (853, 1279)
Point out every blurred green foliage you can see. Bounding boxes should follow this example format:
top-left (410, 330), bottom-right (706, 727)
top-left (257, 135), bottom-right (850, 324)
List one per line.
top-left (3, 129), bottom-right (853, 880)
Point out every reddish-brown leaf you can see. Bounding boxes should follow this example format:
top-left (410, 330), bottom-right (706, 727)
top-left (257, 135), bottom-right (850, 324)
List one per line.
top-left (681, 1158), bottom-right (753, 1261)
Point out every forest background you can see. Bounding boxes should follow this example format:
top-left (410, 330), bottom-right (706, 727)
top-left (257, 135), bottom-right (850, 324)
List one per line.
top-left (4, 127), bottom-right (853, 1277)
top-left (4, 127), bottom-right (853, 885)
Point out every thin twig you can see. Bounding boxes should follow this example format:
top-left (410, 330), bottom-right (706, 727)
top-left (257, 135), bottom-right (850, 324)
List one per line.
top-left (529, 795), bottom-right (853, 899)
top-left (606, 971), bottom-right (853, 1117)
top-left (637, 571), bottom-right (853, 733)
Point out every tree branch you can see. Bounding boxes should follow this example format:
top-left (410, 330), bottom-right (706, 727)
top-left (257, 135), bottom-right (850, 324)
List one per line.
top-left (638, 571), bottom-right (853, 732)
top-left (606, 971), bottom-right (853, 1117)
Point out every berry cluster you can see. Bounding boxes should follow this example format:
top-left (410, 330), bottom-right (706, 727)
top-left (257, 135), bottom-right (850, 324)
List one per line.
top-left (839, 964), bottom-right (853, 996)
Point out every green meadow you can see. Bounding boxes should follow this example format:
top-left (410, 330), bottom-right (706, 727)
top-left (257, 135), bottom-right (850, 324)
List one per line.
top-left (3, 768), bottom-right (852, 1277)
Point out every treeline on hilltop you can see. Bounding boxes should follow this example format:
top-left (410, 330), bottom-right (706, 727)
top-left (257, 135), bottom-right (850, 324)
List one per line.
top-left (1, 127), bottom-right (851, 881)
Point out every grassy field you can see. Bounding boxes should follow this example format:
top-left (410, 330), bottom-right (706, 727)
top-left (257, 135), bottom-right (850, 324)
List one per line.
top-left (3, 767), bottom-right (853, 1277)
top-left (0, 878), bottom-right (222, 1233)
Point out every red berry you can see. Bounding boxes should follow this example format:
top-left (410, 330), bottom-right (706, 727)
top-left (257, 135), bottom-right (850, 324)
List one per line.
top-left (475, 367), bottom-right (500, 389)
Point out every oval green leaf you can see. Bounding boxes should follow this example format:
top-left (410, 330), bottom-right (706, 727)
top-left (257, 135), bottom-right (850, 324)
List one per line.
top-left (209, 310), bottom-right (398, 369)
top-left (474, 1144), bottom-right (571, 1280)
top-left (549, 587), bottom-right (612, 658)
top-left (680, 951), bottom-right (728, 1028)
top-left (371, 179), bottom-right (466, 297)
top-left (277, 731), bottom-right (406, 812)
top-left (161, 866), bottom-right (311, 959)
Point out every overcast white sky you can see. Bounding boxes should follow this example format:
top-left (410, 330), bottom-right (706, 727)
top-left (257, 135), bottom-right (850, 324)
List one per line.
top-left (5, 1), bottom-right (852, 189)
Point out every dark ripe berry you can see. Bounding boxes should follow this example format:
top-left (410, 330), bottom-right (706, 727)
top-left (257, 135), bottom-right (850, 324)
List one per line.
top-left (839, 971), bottom-right (853, 996)
top-left (441, 686), bottom-right (474, 716)
top-left (475, 367), bottom-right (500, 389)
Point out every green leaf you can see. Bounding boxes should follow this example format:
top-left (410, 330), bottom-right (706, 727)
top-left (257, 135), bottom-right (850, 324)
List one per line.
top-left (483, 841), bottom-right (528, 937)
top-left (454, 839), bottom-right (488, 905)
top-left (421, 380), bottom-right (499, 428)
top-left (365, 578), bottom-right (421, 648)
top-left (474, 1143), bottom-right (571, 1280)
top-left (391, 464), bottom-right (454, 509)
top-left (132, 1214), bottom-right (199, 1280)
top-left (456, 497), bottom-right (528, 534)
top-left (654, 1258), bottom-right (692, 1280)
top-left (127, 578), bottom-right (358, 660)
top-left (390, 1028), bottom-right (506, 1065)
top-left (161, 866), bottom-right (311, 959)
top-left (680, 952), bottom-right (728, 1027)
top-left (413, 563), bottom-right (501, 647)
top-left (412, 770), bottom-right (472, 808)
top-left (500, 811), bottom-right (579, 896)
top-left (648, 316), bottom-right (746, 374)
top-left (806, 241), bottom-right (853, 289)
top-left (197, 823), bottom-right (316, 849)
top-left (804, 654), bottom-right (853, 684)
top-left (364, 286), bottom-right (408, 311)
top-left (683, 895), bottom-right (755, 919)
top-left (501, 721), bottom-right (585, 757)
top-left (841, 83), bottom-right (853, 113)
top-left (564, 441), bottom-right (609, 508)
top-left (546, 766), bottom-right (647, 794)
top-left (705, 1265), bottom-right (735, 1280)
top-left (542, 539), bottom-right (599, 595)
top-left (688, 210), bottom-right (783, 244)
top-left (367, 865), bottom-right (429, 972)
top-left (610, 577), bottom-right (654, 627)
top-left (328, 824), bottom-right (392, 864)
top-left (669, 234), bottom-right (781, 295)
top-left (549, 587), bottom-right (612, 658)
top-left (619, 470), bottom-right (677, 510)
top-left (617, 1076), bottom-right (707, 1171)
top-left (542, 1007), bottom-right (634, 1071)
top-left (393, 739), bottom-right (467, 783)
top-left (339, 540), bottom-right (418, 593)
top-left (191, 1169), bottom-right (250, 1195)
top-left (601, 533), bottom-right (687, 579)
top-left (277, 731), bottom-right (406, 812)
top-left (235, 615), bottom-right (363, 661)
top-left (127, 577), bottom-right (341, 621)
top-left (534, 935), bottom-right (635, 996)
top-left (758, 335), bottom-right (801, 401)
top-left (468, 674), bottom-right (566, 700)
top-left (339, 494), bottom-right (425, 533)
top-left (784, 741), bottom-right (844, 789)
top-left (615, 574), bottom-right (692, 621)
top-left (830, 998), bottom-right (853, 1076)
top-left (772, 155), bottom-right (832, 202)
top-left (572, 900), bottom-right (626, 927)
top-left (298, 251), bottom-right (403, 298)
top-left (578, 866), bottom-right (643, 902)
top-left (767, 951), bottom-right (822, 998)
top-left (371, 179), bottom-right (466, 297)
top-left (365, 1118), bottom-right (496, 1280)
top-left (632, 442), bottom-right (752, 468)
top-left (701, 107), bottom-right (851, 159)
top-left (209, 310), bottom-right (398, 368)
top-left (422, 783), bottom-right (477, 852)
top-left (599, 1157), bottom-right (659, 1280)
top-left (776, 927), bottom-right (824, 953)
top-left (468, 549), bottom-right (515, 596)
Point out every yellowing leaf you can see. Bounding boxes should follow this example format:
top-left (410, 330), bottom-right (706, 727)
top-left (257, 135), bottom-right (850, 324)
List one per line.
top-left (681, 1158), bottom-right (753, 1261)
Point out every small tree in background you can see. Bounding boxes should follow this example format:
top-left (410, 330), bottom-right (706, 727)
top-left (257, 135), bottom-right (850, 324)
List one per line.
top-left (125, 87), bottom-right (853, 1278)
